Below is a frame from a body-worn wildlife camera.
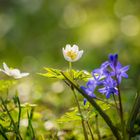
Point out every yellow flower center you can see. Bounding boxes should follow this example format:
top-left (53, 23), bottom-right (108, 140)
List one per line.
top-left (66, 51), bottom-right (77, 60)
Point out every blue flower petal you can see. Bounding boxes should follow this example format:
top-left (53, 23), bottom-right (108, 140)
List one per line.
top-left (121, 65), bottom-right (130, 72)
top-left (87, 80), bottom-right (95, 91)
top-left (121, 73), bottom-right (128, 78)
top-left (106, 92), bottom-right (111, 98)
top-left (98, 87), bottom-right (106, 94)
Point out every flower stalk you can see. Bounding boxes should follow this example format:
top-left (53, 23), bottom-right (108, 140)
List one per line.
top-left (68, 62), bottom-right (88, 140)
top-left (112, 94), bottom-right (120, 116)
top-left (71, 88), bottom-right (89, 140)
top-left (86, 120), bottom-right (94, 140)
top-left (117, 82), bottom-right (125, 140)
top-left (95, 114), bottom-right (101, 140)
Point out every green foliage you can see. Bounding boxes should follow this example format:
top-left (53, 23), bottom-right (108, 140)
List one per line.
top-left (57, 107), bottom-right (81, 123)
top-left (0, 0), bottom-right (139, 139)
top-left (57, 101), bottom-right (111, 123)
top-left (40, 68), bottom-right (64, 79)
top-left (0, 80), bottom-right (16, 92)
top-left (40, 67), bottom-right (91, 81)
top-left (70, 69), bottom-right (91, 81)
top-left (0, 95), bottom-right (37, 140)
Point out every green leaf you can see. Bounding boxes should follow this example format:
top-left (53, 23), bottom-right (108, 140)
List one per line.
top-left (57, 107), bottom-right (81, 123)
top-left (39, 68), bottom-right (64, 79)
top-left (71, 69), bottom-right (91, 81)
top-left (127, 92), bottom-right (140, 137)
top-left (0, 112), bottom-right (10, 127)
top-left (96, 100), bottom-right (111, 111)
top-left (39, 67), bottom-right (91, 81)
top-left (81, 101), bottom-right (110, 120)
top-left (57, 101), bottom-right (111, 124)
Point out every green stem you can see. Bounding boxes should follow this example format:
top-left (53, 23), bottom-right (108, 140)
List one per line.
top-left (27, 109), bottom-right (35, 139)
top-left (0, 98), bottom-right (22, 140)
top-left (0, 131), bottom-right (8, 140)
top-left (95, 115), bottom-right (101, 140)
top-left (0, 125), bottom-right (8, 140)
top-left (127, 92), bottom-right (140, 139)
top-left (72, 88), bottom-right (89, 140)
top-left (61, 72), bottom-right (121, 140)
top-left (69, 62), bottom-right (72, 70)
top-left (112, 94), bottom-right (120, 116)
top-left (86, 120), bottom-right (94, 140)
top-left (117, 83), bottom-right (125, 140)
top-left (17, 96), bottom-right (21, 130)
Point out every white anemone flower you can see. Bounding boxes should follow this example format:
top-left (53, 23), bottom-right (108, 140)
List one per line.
top-left (0, 62), bottom-right (29, 79)
top-left (62, 44), bottom-right (84, 62)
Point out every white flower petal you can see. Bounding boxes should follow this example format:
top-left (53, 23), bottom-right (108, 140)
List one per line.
top-left (0, 69), bottom-right (10, 76)
top-left (3, 62), bottom-right (10, 73)
top-left (20, 73), bottom-right (30, 77)
top-left (72, 44), bottom-right (79, 52)
top-left (12, 72), bottom-right (29, 79)
top-left (0, 62), bottom-right (29, 79)
top-left (62, 44), bottom-right (83, 62)
top-left (64, 55), bottom-right (73, 62)
top-left (9, 69), bottom-right (21, 77)
top-left (75, 50), bottom-right (83, 61)
top-left (65, 44), bottom-right (71, 51)
top-left (62, 48), bottom-right (66, 56)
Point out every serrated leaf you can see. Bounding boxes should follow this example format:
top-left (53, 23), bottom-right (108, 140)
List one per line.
top-left (80, 100), bottom-right (111, 120)
top-left (39, 68), bottom-right (64, 79)
top-left (57, 99), bottom-right (111, 124)
top-left (71, 69), bottom-right (91, 81)
top-left (40, 67), bottom-right (91, 81)
top-left (57, 98), bottom-right (111, 123)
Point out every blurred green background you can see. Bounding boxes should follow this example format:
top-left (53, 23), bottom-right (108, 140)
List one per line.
top-left (0, 0), bottom-right (140, 139)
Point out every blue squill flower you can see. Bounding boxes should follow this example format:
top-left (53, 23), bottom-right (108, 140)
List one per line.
top-left (81, 79), bottom-right (96, 105)
top-left (114, 63), bottom-right (129, 84)
top-left (108, 54), bottom-right (129, 84)
top-left (81, 53), bottom-right (129, 102)
top-left (98, 76), bottom-right (118, 98)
